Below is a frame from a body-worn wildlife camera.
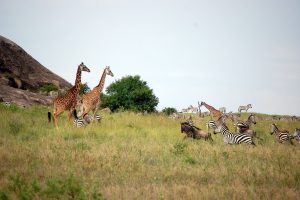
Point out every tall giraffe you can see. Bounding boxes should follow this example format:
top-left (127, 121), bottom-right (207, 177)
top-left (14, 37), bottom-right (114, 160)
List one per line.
top-left (199, 101), bottom-right (222, 119)
top-left (48, 62), bottom-right (90, 128)
top-left (78, 66), bottom-right (114, 121)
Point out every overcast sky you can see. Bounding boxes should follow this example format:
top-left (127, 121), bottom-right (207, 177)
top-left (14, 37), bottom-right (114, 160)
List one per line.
top-left (1, 0), bottom-right (300, 115)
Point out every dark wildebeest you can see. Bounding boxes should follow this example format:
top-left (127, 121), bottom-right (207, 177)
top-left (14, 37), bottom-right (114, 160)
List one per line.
top-left (180, 122), bottom-right (213, 141)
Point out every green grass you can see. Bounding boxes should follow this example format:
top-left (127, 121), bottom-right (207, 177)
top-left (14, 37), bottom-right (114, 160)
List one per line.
top-left (0, 104), bottom-right (299, 199)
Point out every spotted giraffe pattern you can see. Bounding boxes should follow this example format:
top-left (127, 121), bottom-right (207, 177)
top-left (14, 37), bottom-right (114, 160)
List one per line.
top-left (79, 66), bottom-right (114, 120)
top-left (199, 101), bottom-right (222, 119)
top-left (50, 62), bottom-right (90, 128)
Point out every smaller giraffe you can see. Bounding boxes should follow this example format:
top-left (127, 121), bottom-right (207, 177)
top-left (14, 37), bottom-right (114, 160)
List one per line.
top-left (199, 101), bottom-right (222, 119)
top-left (48, 62), bottom-right (90, 128)
top-left (78, 66), bottom-right (114, 121)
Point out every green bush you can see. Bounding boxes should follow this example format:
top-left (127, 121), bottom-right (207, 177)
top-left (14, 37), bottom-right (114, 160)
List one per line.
top-left (162, 107), bottom-right (177, 115)
top-left (101, 75), bottom-right (159, 113)
top-left (40, 83), bottom-right (58, 93)
top-left (80, 82), bottom-right (91, 95)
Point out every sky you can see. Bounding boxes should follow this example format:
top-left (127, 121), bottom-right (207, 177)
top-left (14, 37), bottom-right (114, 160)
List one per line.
top-left (1, 0), bottom-right (300, 115)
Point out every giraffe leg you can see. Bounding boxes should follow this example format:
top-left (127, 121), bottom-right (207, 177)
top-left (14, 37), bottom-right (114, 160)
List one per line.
top-left (78, 103), bottom-right (86, 118)
top-left (92, 108), bottom-right (99, 123)
top-left (68, 108), bottom-right (75, 121)
top-left (93, 102), bottom-right (100, 123)
top-left (53, 112), bottom-right (58, 128)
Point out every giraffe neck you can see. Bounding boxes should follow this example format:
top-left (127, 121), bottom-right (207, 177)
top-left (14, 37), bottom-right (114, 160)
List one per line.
top-left (95, 69), bottom-right (107, 93)
top-left (74, 66), bottom-right (82, 93)
top-left (203, 102), bottom-right (217, 112)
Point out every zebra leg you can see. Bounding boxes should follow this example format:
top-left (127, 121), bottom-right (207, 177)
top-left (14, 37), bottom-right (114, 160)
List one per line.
top-left (289, 137), bottom-right (294, 145)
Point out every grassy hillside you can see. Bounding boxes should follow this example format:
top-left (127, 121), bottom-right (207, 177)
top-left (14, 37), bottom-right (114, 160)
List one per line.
top-left (0, 105), bottom-right (299, 199)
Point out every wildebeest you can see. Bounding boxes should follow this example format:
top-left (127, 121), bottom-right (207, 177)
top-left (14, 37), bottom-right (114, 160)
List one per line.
top-left (180, 122), bottom-right (213, 141)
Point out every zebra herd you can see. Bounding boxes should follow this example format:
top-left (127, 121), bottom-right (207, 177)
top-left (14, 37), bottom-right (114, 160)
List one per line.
top-left (181, 113), bottom-right (300, 146)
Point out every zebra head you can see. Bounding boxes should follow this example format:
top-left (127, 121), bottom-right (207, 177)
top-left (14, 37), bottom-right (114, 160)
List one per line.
top-left (270, 123), bottom-right (278, 135)
top-left (212, 115), bottom-right (228, 134)
top-left (247, 104), bottom-right (252, 109)
top-left (249, 114), bottom-right (257, 124)
top-left (293, 128), bottom-right (300, 138)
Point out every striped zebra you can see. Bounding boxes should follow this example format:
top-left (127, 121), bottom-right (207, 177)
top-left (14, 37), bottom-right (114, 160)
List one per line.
top-left (72, 110), bottom-right (101, 128)
top-left (186, 115), bottom-right (194, 126)
top-left (238, 104), bottom-right (252, 113)
top-left (270, 124), bottom-right (293, 144)
top-left (236, 114), bottom-right (256, 133)
top-left (206, 115), bottom-right (227, 131)
top-left (73, 110), bottom-right (87, 127)
top-left (209, 117), bottom-right (255, 146)
top-left (293, 128), bottom-right (300, 144)
top-left (73, 117), bottom-right (87, 127)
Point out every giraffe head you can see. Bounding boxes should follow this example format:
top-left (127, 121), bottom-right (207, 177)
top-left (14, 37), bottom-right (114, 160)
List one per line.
top-left (79, 62), bottom-right (90, 72)
top-left (105, 66), bottom-right (114, 77)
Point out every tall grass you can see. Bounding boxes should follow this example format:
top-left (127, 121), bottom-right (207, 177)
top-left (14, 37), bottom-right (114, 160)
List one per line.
top-left (0, 104), bottom-right (299, 199)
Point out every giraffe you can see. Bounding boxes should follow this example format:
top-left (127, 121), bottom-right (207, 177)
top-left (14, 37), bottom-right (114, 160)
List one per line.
top-left (48, 62), bottom-right (90, 128)
top-left (78, 66), bottom-right (114, 121)
top-left (198, 101), bottom-right (222, 119)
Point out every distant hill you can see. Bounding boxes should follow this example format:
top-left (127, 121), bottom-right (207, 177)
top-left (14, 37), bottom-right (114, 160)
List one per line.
top-left (0, 35), bottom-right (72, 107)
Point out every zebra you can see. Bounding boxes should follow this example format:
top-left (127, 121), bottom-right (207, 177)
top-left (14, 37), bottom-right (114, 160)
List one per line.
top-left (209, 117), bottom-right (255, 146)
top-left (235, 114), bottom-right (256, 133)
top-left (206, 115), bottom-right (227, 132)
top-left (270, 124), bottom-right (293, 144)
top-left (72, 110), bottom-right (101, 127)
top-left (293, 128), bottom-right (300, 144)
top-left (219, 107), bottom-right (226, 114)
top-left (84, 114), bottom-right (101, 123)
top-left (238, 104), bottom-right (252, 113)
top-left (73, 110), bottom-right (88, 127)
top-left (186, 115), bottom-right (194, 126)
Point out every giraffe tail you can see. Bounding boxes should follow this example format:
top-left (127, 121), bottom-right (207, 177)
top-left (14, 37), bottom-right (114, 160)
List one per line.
top-left (48, 112), bottom-right (52, 122)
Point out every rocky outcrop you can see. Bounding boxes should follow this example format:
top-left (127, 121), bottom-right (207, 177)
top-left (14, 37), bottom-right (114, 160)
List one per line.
top-left (0, 35), bottom-right (72, 107)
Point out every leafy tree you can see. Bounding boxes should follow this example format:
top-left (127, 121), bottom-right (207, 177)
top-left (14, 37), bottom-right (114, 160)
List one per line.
top-left (162, 107), bottom-right (177, 115)
top-left (79, 82), bottom-right (91, 95)
top-left (101, 75), bottom-right (159, 112)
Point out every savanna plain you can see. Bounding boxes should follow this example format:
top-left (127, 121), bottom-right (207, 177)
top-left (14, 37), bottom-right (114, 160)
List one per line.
top-left (0, 104), bottom-right (299, 199)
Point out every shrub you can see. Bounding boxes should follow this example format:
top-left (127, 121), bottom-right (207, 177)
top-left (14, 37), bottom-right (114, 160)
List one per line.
top-left (80, 82), bottom-right (91, 95)
top-left (101, 75), bottom-right (159, 113)
top-left (40, 83), bottom-right (58, 93)
top-left (162, 107), bottom-right (177, 115)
